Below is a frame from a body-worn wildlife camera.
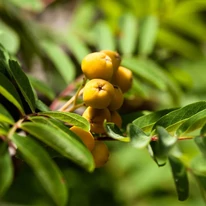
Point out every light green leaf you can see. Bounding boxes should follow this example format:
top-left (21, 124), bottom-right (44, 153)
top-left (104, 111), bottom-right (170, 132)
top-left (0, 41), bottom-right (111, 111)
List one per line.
top-left (0, 73), bottom-right (24, 115)
top-left (169, 156), bottom-right (189, 201)
top-left (29, 76), bottom-right (55, 100)
top-left (176, 109), bottom-right (206, 136)
top-left (11, 133), bottom-right (68, 206)
top-left (41, 40), bottom-right (75, 84)
top-left (138, 16), bottom-right (158, 56)
top-left (0, 142), bottom-right (13, 197)
top-left (95, 21), bottom-right (115, 51)
top-left (128, 124), bottom-right (151, 148)
top-left (35, 100), bottom-right (50, 112)
top-left (119, 13), bottom-right (138, 56)
top-left (21, 122), bottom-right (94, 172)
top-left (9, 60), bottom-right (36, 112)
top-left (153, 101), bottom-right (206, 132)
top-left (39, 111), bottom-right (90, 131)
top-left (104, 122), bottom-right (129, 142)
top-left (0, 104), bottom-right (14, 124)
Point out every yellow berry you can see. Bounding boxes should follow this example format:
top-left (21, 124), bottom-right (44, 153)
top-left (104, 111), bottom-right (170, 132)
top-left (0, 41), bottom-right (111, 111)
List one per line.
top-left (81, 52), bottom-right (113, 81)
top-left (82, 106), bottom-right (111, 134)
top-left (83, 79), bottom-right (115, 109)
top-left (92, 141), bottom-right (109, 168)
top-left (108, 85), bottom-right (124, 111)
top-left (101, 50), bottom-right (121, 73)
top-left (70, 126), bottom-right (95, 151)
top-left (110, 111), bottom-right (122, 128)
top-left (112, 66), bottom-right (133, 93)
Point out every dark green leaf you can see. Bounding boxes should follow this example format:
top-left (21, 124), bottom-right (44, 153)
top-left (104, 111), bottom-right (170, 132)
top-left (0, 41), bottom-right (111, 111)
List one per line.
top-left (21, 122), bottom-right (94, 172)
top-left (119, 13), bottom-right (138, 56)
top-left (200, 124), bottom-right (206, 136)
top-left (169, 156), bottom-right (189, 201)
top-left (41, 40), bottom-right (75, 84)
top-left (39, 111), bottom-right (90, 131)
top-left (128, 124), bottom-right (151, 148)
top-left (104, 122), bottom-right (129, 142)
top-left (11, 133), bottom-right (68, 206)
top-left (35, 99), bottom-right (50, 112)
top-left (194, 136), bottom-right (206, 156)
top-left (0, 104), bottom-right (14, 124)
top-left (133, 108), bottom-right (175, 132)
top-left (0, 73), bottom-right (24, 115)
top-left (0, 142), bottom-right (13, 197)
top-left (154, 101), bottom-right (206, 132)
top-left (139, 16), bottom-right (158, 56)
top-left (176, 109), bottom-right (206, 136)
top-left (29, 76), bottom-right (55, 100)
top-left (95, 21), bottom-right (115, 51)
top-left (9, 60), bottom-right (36, 112)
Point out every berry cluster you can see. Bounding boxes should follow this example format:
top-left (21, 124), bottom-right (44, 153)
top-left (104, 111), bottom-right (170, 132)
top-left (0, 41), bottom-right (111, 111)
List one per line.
top-left (71, 50), bottom-right (132, 168)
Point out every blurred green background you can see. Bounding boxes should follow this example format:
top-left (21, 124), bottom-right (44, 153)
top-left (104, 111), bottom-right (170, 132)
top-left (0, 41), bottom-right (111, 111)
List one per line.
top-left (0, 0), bottom-right (206, 205)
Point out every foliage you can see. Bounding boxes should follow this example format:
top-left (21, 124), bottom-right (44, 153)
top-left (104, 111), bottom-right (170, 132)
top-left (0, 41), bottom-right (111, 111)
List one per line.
top-left (0, 0), bottom-right (206, 205)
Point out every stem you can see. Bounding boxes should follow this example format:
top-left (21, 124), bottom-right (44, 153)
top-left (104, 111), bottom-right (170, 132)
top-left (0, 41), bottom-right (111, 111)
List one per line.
top-left (66, 102), bottom-right (85, 112)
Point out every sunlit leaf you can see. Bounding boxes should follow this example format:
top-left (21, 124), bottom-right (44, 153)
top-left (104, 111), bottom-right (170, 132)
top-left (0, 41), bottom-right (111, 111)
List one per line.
top-left (0, 73), bottom-right (24, 115)
top-left (138, 15), bottom-right (158, 56)
top-left (104, 122), bottom-right (129, 142)
top-left (21, 122), bottom-right (94, 172)
top-left (41, 40), bottom-right (75, 84)
top-left (0, 142), bottom-right (13, 197)
top-left (39, 111), bottom-right (90, 131)
top-left (9, 60), bottom-right (36, 112)
top-left (128, 124), bottom-right (151, 148)
top-left (119, 13), bottom-right (138, 56)
top-left (169, 156), bottom-right (189, 201)
top-left (0, 104), bottom-right (14, 124)
top-left (11, 133), bottom-right (68, 206)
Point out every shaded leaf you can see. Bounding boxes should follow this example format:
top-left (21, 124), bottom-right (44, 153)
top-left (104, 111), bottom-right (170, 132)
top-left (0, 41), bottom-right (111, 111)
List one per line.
top-left (0, 142), bottom-right (13, 197)
top-left (11, 133), bottom-right (68, 206)
top-left (139, 16), bottom-right (158, 56)
top-left (104, 122), bottom-right (129, 142)
top-left (0, 104), bottom-right (14, 124)
top-left (9, 60), bottom-right (36, 112)
top-left (39, 111), bottom-right (90, 131)
top-left (169, 156), bottom-right (189, 201)
top-left (41, 40), bottom-right (75, 84)
top-left (194, 136), bottom-right (206, 156)
top-left (0, 73), bottom-right (24, 115)
top-left (119, 13), bottom-right (138, 56)
top-left (21, 122), bottom-right (94, 172)
top-left (176, 109), bottom-right (206, 136)
top-left (128, 123), bottom-right (151, 148)
top-left (200, 124), bottom-right (206, 137)
top-left (35, 99), bottom-right (50, 112)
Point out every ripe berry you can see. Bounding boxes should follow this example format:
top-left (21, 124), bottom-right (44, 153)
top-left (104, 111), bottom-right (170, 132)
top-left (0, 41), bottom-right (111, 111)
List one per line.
top-left (83, 79), bottom-right (115, 109)
top-left (81, 52), bottom-right (113, 81)
top-left (82, 106), bottom-right (111, 134)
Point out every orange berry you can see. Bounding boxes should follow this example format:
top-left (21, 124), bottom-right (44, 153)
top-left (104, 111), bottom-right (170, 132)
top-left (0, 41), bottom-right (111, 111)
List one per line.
top-left (112, 66), bottom-right (133, 93)
top-left (108, 85), bottom-right (124, 111)
top-left (92, 141), bottom-right (110, 168)
top-left (82, 106), bottom-right (111, 134)
top-left (83, 79), bottom-right (115, 109)
top-left (70, 126), bottom-right (95, 151)
top-left (81, 52), bottom-right (113, 81)
top-left (110, 111), bottom-right (122, 128)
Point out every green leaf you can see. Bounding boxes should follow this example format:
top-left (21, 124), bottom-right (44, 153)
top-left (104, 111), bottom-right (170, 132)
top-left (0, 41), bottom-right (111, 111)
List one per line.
top-left (138, 16), bottom-right (158, 56)
top-left (0, 73), bottom-right (24, 115)
top-left (95, 21), bottom-right (115, 51)
top-left (200, 124), bottom-right (206, 137)
top-left (194, 136), bottom-right (206, 156)
top-left (153, 101), bottom-right (206, 132)
top-left (9, 60), bottom-right (36, 112)
top-left (29, 76), bottom-right (55, 100)
top-left (133, 108), bottom-right (175, 132)
top-left (176, 109), bottom-right (206, 136)
top-left (128, 124), bottom-right (151, 148)
top-left (104, 122), bottom-right (129, 142)
top-left (0, 142), bottom-right (13, 197)
top-left (169, 156), bottom-right (189, 201)
top-left (0, 104), bottom-right (14, 124)
top-left (11, 133), bottom-right (68, 206)
top-left (41, 40), bottom-right (75, 84)
top-left (39, 111), bottom-right (90, 131)
top-left (35, 99), bottom-right (50, 112)
top-left (20, 122), bottom-right (94, 172)
top-left (119, 13), bottom-right (138, 56)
